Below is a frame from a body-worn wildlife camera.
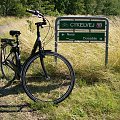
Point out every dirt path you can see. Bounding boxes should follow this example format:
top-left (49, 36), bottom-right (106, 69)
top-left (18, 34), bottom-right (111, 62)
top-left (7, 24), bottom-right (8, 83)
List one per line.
top-left (0, 25), bottom-right (10, 35)
top-left (0, 80), bottom-right (47, 120)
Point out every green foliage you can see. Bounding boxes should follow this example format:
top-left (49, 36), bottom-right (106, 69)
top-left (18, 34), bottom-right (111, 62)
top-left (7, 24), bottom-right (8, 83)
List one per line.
top-left (41, 0), bottom-right (60, 16)
top-left (0, 0), bottom-right (120, 16)
top-left (84, 0), bottom-right (97, 15)
top-left (95, 0), bottom-right (105, 14)
top-left (102, 0), bottom-right (120, 15)
top-left (0, 16), bottom-right (120, 120)
top-left (0, 0), bottom-right (26, 17)
top-left (65, 0), bottom-right (85, 15)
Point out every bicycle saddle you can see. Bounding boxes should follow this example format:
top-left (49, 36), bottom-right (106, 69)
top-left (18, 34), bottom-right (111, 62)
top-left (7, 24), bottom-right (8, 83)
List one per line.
top-left (9, 30), bottom-right (21, 36)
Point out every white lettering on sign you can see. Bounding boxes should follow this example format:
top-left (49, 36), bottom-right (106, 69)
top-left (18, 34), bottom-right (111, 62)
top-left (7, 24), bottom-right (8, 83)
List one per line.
top-left (70, 23), bottom-right (95, 28)
top-left (83, 37), bottom-right (97, 40)
top-left (67, 33), bottom-right (75, 36)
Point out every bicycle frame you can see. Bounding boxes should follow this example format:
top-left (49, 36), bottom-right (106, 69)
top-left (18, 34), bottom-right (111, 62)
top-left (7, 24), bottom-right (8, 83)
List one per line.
top-left (31, 22), bottom-right (49, 79)
top-left (2, 19), bottom-right (48, 80)
top-left (2, 36), bottom-right (21, 79)
top-left (31, 23), bottom-right (43, 55)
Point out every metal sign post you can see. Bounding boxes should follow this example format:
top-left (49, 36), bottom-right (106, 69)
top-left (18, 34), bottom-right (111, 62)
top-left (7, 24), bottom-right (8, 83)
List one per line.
top-left (55, 16), bottom-right (109, 66)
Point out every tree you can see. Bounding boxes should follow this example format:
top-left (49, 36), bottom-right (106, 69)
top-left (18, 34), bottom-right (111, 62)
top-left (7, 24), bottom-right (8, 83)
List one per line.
top-left (95, 0), bottom-right (105, 15)
top-left (26, 0), bottom-right (42, 10)
top-left (54, 0), bottom-right (69, 14)
top-left (0, 0), bottom-right (13, 16)
top-left (41, 0), bottom-right (60, 16)
top-left (0, 0), bottom-right (120, 16)
top-left (8, 2), bottom-right (26, 17)
top-left (102, 0), bottom-right (120, 15)
top-left (65, 0), bottom-right (85, 15)
top-left (84, 0), bottom-right (97, 15)
top-left (0, 0), bottom-right (26, 16)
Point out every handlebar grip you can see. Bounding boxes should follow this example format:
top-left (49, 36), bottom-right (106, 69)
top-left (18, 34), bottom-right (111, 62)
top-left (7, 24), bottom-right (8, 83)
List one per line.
top-left (26, 9), bottom-right (44, 17)
top-left (26, 9), bottom-right (36, 14)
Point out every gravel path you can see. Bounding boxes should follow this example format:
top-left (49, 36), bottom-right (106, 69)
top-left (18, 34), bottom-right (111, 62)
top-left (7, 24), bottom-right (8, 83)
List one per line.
top-left (0, 25), bottom-right (9, 35)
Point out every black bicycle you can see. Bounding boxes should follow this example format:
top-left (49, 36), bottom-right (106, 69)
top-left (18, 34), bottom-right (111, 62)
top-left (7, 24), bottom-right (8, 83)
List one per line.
top-left (0, 10), bottom-right (75, 104)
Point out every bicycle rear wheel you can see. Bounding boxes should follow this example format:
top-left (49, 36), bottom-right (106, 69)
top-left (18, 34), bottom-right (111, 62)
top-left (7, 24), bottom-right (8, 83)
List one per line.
top-left (21, 51), bottom-right (75, 104)
top-left (0, 43), bottom-right (16, 88)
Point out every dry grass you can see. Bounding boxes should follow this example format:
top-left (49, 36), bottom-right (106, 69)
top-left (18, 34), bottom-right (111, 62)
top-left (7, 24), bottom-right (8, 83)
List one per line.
top-left (0, 16), bottom-right (120, 120)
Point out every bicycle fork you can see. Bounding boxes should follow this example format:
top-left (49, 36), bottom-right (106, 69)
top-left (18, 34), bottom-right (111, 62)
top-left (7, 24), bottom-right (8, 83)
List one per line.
top-left (39, 54), bottom-right (50, 80)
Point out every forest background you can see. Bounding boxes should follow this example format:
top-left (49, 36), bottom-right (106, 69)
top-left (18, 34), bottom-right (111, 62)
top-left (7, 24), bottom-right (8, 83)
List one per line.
top-left (0, 0), bottom-right (120, 17)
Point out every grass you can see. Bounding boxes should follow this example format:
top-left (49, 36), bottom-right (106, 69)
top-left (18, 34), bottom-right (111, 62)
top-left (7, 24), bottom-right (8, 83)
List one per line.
top-left (0, 16), bottom-right (120, 120)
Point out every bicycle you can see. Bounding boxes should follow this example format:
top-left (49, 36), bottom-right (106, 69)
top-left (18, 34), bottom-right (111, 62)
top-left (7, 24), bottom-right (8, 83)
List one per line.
top-left (0, 10), bottom-right (75, 104)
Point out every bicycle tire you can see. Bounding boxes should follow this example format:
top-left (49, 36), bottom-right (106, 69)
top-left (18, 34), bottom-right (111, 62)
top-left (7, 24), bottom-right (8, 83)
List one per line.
top-left (0, 43), bottom-right (16, 87)
top-left (21, 51), bottom-right (75, 104)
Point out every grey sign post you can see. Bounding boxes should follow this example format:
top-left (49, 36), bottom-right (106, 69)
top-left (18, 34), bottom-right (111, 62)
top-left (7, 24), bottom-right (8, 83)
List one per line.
top-left (55, 16), bottom-right (109, 66)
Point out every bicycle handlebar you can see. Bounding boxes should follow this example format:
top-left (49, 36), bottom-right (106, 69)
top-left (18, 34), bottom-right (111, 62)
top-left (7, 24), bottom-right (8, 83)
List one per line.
top-left (26, 9), bottom-right (44, 17)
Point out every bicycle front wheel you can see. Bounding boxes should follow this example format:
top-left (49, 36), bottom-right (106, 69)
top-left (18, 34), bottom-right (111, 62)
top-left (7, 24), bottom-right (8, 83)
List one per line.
top-left (21, 51), bottom-right (75, 104)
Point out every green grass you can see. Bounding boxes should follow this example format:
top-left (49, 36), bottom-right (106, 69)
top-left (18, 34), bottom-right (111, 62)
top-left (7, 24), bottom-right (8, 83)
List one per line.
top-left (0, 16), bottom-right (120, 120)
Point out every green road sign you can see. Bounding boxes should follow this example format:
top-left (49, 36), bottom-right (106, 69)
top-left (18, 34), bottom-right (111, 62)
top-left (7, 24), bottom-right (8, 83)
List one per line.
top-left (55, 16), bottom-right (109, 65)
top-left (59, 21), bottom-right (105, 30)
top-left (59, 32), bottom-right (105, 41)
